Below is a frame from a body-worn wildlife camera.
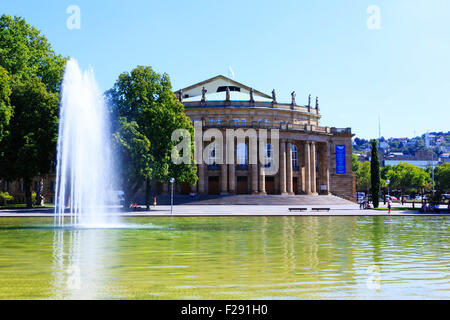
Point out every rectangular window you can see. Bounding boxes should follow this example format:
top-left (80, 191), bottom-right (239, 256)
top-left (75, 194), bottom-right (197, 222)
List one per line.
top-left (234, 119), bottom-right (239, 126)
top-left (241, 119), bottom-right (246, 127)
top-left (209, 119), bottom-right (215, 125)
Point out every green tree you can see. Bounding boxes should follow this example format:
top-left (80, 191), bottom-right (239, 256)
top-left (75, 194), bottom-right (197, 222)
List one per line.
top-left (386, 162), bottom-right (429, 198)
top-left (113, 117), bottom-right (153, 208)
top-left (0, 191), bottom-right (13, 206)
top-left (0, 15), bottom-right (66, 208)
top-left (357, 161), bottom-right (371, 193)
top-left (435, 163), bottom-right (450, 191)
top-left (107, 66), bottom-right (197, 209)
top-left (352, 154), bottom-right (360, 174)
top-left (0, 66), bottom-right (12, 145)
top-left (370, 139), bottom-right (380, 208)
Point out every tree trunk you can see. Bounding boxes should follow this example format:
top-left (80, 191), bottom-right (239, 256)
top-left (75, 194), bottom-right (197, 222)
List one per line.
top-left (24, 179), bottom-right (32, 209)
top-left (35, 178), bottom-right (44, 206)
top-left (145, 179), bottom-right (151, 211)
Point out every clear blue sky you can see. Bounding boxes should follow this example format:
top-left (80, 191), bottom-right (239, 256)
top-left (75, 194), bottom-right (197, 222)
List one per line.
top-left (1, 0), bottom-right (449, 139)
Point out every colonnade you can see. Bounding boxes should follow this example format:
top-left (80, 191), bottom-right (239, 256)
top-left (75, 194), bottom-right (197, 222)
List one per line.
top-left (192, 140), bottom-right (330, 195)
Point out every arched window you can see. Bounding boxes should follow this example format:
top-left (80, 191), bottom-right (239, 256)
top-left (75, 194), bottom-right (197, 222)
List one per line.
top-left (292, 144), bottom-right (299, 171)
top-left (264, 144), bottom-right (273, 168)
top-left (207, 143), bottom-right (219, 170)
top-left (209, 143), bottom-right (216, 164)
top-left (236, 143), bottom-right (248, 169)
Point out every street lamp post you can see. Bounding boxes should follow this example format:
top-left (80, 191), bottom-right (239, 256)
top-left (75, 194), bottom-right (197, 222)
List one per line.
top-left (170, 177), bottom-right (175, 214)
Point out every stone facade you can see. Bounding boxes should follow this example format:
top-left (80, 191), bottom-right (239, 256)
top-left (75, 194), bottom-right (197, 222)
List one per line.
top-left (175, 75), bottom-right (355, 200)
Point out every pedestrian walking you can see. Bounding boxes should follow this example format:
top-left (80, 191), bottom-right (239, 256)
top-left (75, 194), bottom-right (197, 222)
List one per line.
top-left (387, 201), bottom-right (391, 214)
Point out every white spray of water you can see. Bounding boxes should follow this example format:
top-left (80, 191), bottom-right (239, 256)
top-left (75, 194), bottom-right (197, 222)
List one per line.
top-left (54, 58), bottom-right (118, 227)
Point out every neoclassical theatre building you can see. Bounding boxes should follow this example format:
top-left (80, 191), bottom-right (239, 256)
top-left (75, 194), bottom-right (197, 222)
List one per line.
top-left (172, 75), bottom-right (355, 200)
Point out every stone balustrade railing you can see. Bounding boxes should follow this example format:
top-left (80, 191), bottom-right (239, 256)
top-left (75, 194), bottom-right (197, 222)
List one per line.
top-left (201, 120), bottom-right (351, 135)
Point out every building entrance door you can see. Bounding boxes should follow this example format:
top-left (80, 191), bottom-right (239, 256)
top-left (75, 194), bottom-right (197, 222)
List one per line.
top-left (237, 176), bottom-right (248, 194)
top-left (208, 176), bottom-right (220, 195)
top-left (265, 177), bottom-right (275, 194)
top-left (293, 177), bottom-right (298, 195)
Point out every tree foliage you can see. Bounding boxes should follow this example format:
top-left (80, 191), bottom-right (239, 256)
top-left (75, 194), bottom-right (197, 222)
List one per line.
top-left (434, 163), bottom-right (450, 191)
top-left (385, 162), bottom-right (429, 191)
top-left (107, 66), bottom-right (197, 207)
top-left (352, 155), bottom-right (371, 192)
top-left (0, 15), bottom-right (66, 208)
top-left (113, 117), bottom-right (153, 205)
top-left (0, 66), bottom-right (12, 144)
top-left (0, 191), bottom-right (13, 205)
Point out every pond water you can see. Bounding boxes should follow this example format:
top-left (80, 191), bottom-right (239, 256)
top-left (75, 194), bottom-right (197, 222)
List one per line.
top-left (0, 216), bottom-right (449, 299)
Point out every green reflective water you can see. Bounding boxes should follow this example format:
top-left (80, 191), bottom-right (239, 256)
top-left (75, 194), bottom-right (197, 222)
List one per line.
top-left (0, 216), bottom-right (449, 299)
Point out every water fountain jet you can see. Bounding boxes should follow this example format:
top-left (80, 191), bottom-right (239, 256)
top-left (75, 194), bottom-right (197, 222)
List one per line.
top-left (54, 58), bottom-right (118, 227)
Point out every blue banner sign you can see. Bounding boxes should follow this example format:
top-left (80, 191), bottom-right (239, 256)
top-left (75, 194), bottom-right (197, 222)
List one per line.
top-left (336, 145), bottom-right (346, 174)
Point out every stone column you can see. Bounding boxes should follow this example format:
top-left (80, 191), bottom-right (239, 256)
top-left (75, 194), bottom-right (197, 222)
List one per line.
top-left (325, 142), bottom-right (330, 194)
top-left (310, 141), bottom-right (317, 195)
top-left (251, 163), bottom-right (258, 194)
top-left (229, 164), bottom-right (236, 193)
top-left (304, 142), bottom-right (312, 195)
top-left (319, 142), bottom-right (330, 195)
top-left (280, 140), bottom-right (287, 195)
top-left (259, 167), bottom-right (266, 194)
top-left (287, 141), bottom-right (294, 195)
top-left (221, 164), bottom-right (228, 195)
top-left (198, 164), bottom-right (206, 194)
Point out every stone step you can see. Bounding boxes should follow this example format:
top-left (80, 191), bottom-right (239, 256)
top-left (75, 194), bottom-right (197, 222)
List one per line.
top-left (150, 194), bottom-right (354, 206)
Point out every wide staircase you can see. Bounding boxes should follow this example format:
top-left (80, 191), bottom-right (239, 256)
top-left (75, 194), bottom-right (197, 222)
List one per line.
top-left (152, 194), bottom-right (354, 206)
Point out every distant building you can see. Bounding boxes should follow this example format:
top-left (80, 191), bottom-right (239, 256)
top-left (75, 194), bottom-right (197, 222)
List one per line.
top-left (384, 150), bottom-right (438, 169)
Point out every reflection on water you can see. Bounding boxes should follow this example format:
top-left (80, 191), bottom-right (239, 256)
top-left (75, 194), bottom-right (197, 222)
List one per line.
top-left (51, 228), bottom-right (116, 299)
top-left (0, 216), bottom-right (448, 299)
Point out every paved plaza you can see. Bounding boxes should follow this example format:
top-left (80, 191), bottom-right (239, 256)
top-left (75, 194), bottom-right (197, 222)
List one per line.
top-left (0, 203), bottom-right (448, 217)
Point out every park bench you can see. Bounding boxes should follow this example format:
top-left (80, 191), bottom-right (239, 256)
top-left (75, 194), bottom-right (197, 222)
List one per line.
top-left (288, 208), bottom-right (308, 212)
top-left (311, 208), bottom-right (330, 212)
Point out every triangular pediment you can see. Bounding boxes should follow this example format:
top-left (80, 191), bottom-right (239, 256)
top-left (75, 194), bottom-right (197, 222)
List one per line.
top-left (176, 75), bottom-right (271, 99)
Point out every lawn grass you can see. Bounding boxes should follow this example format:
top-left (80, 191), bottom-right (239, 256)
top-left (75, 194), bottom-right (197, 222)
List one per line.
top-left (373, 207), bottom-right (417, 211)
top-left (0, 204), bottom-right (54, 210)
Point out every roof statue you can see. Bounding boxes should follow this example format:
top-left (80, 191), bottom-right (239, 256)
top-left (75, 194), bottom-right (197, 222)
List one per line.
top-left (308, 94), bottom-right (311, 112)
top-left (316, 96), bottom-right (320, 114)
top-left (291, 91), bottom-right (296, 106)
top-left (178, 89), bottom-right (183, 102)
top-left (201, 87), bottom-right (207, 103)
top-left (249, 88), bottom-right (255, 103)
top-left (272, 89), bottom-right (277, 103)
